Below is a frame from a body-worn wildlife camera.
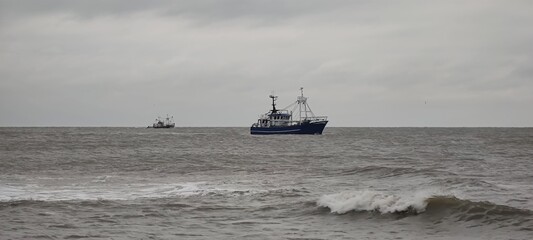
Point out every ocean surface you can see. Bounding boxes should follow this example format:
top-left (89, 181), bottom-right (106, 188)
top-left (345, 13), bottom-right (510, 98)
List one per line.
top-left (1, 127), bottom-right (532, 239)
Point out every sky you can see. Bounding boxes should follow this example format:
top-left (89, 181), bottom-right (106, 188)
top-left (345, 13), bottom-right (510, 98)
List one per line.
top-left (1, 0), bottom-right (532, 127)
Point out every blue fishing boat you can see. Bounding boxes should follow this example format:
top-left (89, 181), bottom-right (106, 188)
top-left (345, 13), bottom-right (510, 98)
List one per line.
top-left (251, 88), bottom-right (328, 135)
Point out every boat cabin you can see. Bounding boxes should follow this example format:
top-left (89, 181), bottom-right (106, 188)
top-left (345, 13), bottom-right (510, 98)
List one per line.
top-left (256, 111), bottom-right (293, 127)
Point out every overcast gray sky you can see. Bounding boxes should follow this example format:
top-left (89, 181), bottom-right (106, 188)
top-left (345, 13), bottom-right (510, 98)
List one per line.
top-left (1, 0), bottom-right (532, 127)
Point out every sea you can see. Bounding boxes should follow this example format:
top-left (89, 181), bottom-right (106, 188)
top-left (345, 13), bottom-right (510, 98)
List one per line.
top-left (0, 127), bottom-right (532, 240)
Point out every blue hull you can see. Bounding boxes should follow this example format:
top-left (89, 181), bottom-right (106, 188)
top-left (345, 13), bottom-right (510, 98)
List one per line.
top-left (250, 121), bottom-right (328, 135)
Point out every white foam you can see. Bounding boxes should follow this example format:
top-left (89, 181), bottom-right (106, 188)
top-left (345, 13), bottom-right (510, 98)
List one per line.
top-left (0, 181), bottom-right (278, 202)
top-left (172, 182), bottom-right (269, 197)
top-left (90, 175), bottom-right (111, 183)
top-left (317, 189), bottom-right (444, 214)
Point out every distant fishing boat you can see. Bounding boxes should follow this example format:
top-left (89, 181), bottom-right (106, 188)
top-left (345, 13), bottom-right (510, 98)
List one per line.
top-left (149, 115), bottom-right (175, 128)
top-left (251, 88), bottom-right (328, 135)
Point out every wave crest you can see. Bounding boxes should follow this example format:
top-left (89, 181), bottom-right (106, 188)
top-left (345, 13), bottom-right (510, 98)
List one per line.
top-left (317, 190), bottom-right (430, 214)
top-left (425, 196), bottom-right (533, 220)
top-left (317, 190), bottom-right (533, 224)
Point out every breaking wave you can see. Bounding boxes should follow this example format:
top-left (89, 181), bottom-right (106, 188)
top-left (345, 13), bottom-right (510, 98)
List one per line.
top-left (317, 190), bottom-right (533, 223)
top-left (317, 190), bottom-right (430, 214)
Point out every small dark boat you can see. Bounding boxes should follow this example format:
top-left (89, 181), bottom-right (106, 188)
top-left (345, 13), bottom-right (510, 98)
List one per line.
top-left (250, 88), bottom-right (328, 135)
top-left (149, 115), bottom-right (175, 128)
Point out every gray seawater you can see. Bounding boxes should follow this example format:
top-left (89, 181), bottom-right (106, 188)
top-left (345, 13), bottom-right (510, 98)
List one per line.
top-left (1, 127), bottom-right (532, 239)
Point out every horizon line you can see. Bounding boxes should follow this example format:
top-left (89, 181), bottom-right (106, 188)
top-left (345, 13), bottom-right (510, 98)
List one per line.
top-left (0, 126), bottom-right (532, 128)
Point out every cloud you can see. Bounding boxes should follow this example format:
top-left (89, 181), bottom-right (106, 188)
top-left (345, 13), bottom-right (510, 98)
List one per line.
top-left (1, 0), bottom-right (532, 126)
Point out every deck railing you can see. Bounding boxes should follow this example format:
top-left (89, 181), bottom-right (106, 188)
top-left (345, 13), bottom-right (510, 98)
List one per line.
top-left (303, 116), bottom-right (328, 121)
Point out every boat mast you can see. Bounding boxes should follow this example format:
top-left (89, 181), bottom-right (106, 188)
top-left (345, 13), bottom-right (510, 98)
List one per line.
top-left (302, 88), bottom-right (307, 119)
top-left (298, 88), bottom-right (302, 121)
top-left (269, 94), bottom-right (278, 113)
top-left (296, 87), bottom-right (316, 121)
top-left (297, 87), bottom-right (309, 121)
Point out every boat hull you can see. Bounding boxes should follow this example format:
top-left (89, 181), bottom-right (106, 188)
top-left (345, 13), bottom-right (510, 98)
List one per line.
top-left (250, 121), bottom-right (328, 135)
top-left (148, 123), bottom-right (175, 128)
top-left (151, 125), bottom-right (174, 128)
